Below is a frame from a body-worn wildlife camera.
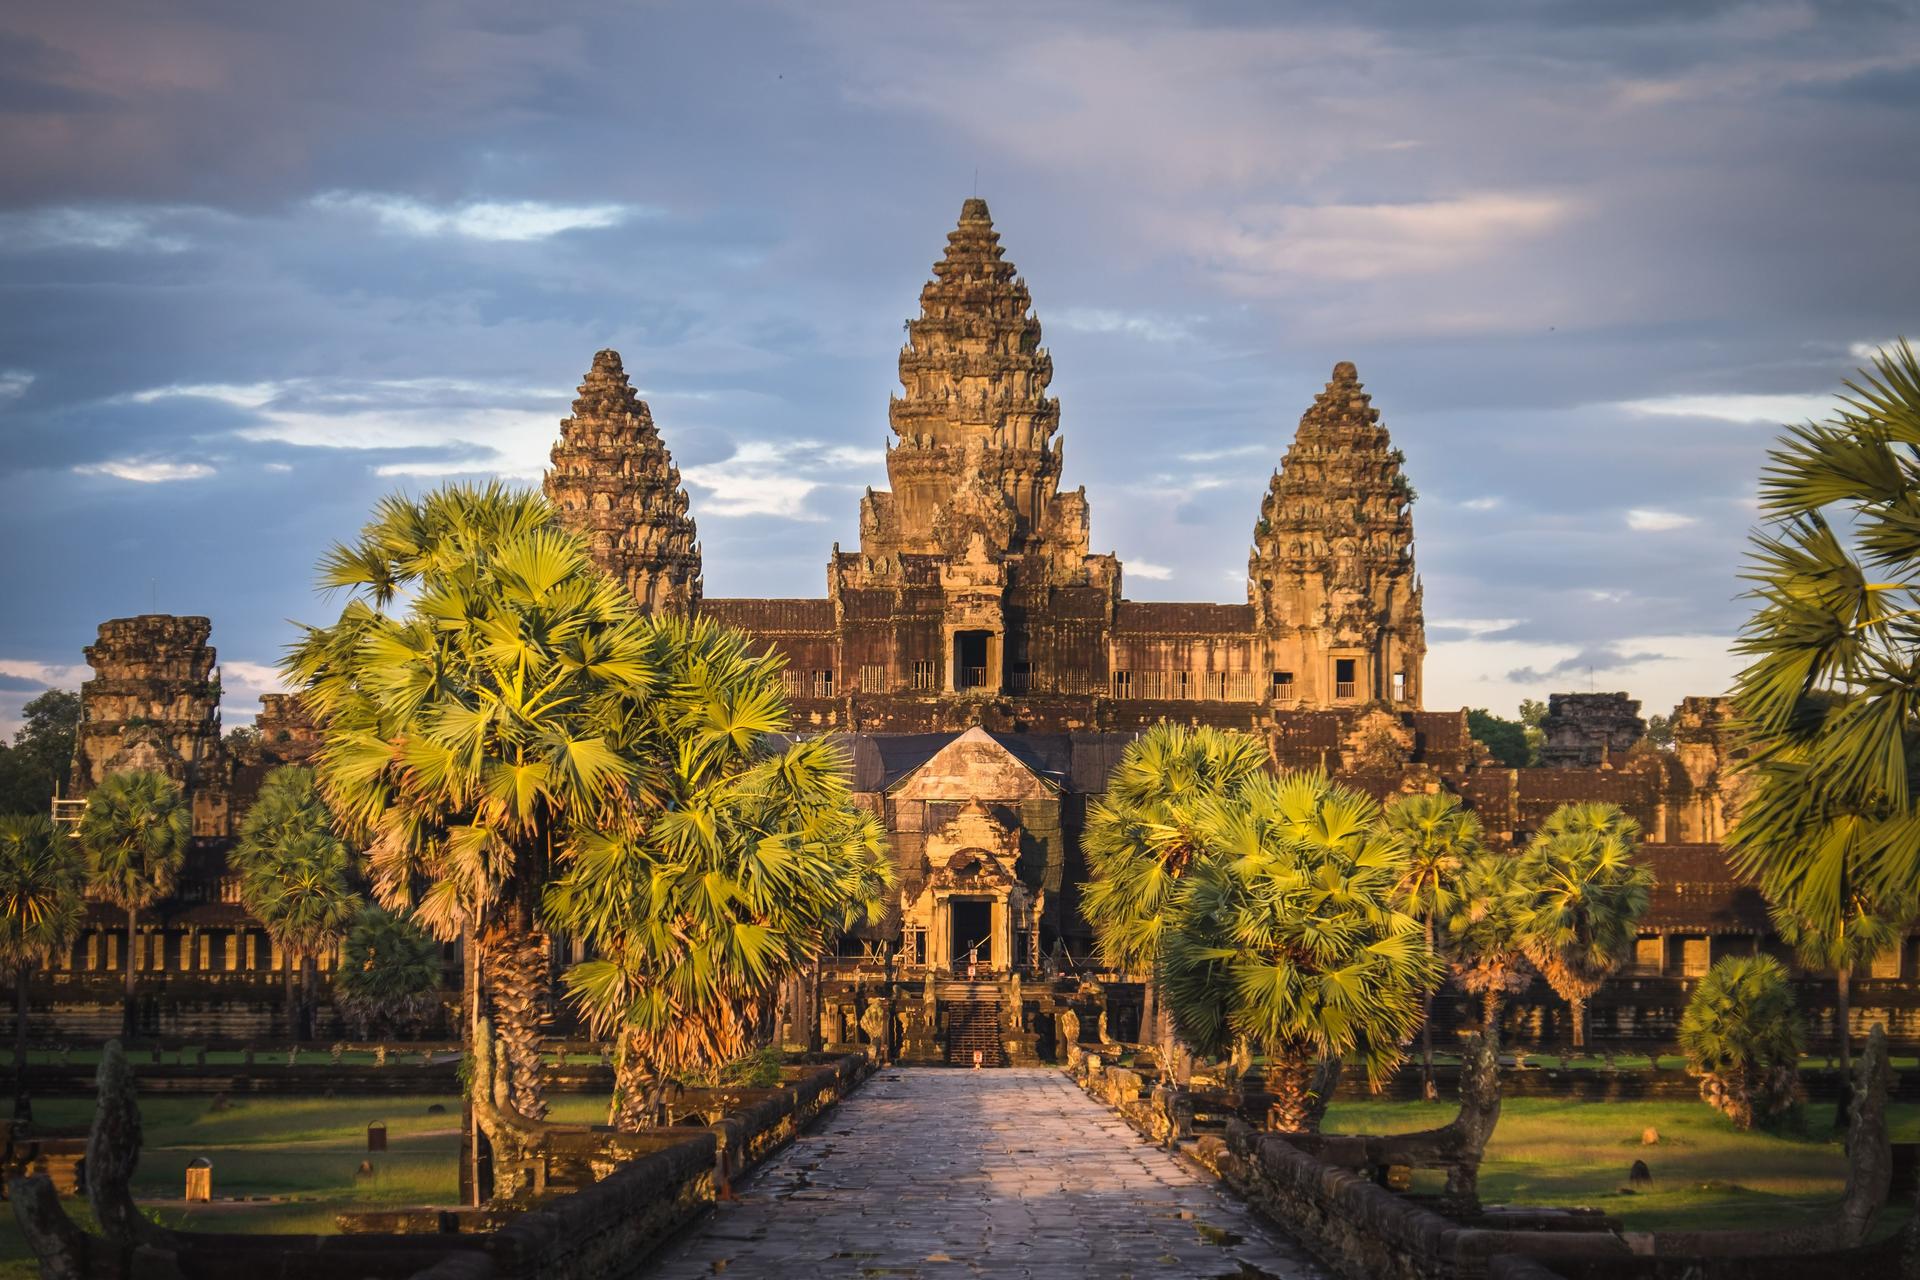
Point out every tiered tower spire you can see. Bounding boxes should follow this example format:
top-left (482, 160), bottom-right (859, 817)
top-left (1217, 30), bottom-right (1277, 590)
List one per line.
top-left (857, 198), bottom-right (1080, 566)
top-left (1249, 362), bottom-right (1424, 706)
top-left (544, 349), bottom-right (702, 615)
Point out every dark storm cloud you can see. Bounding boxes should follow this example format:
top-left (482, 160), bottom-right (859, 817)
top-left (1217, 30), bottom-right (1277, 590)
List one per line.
top-left (1, 0), bottom-right (1916, 728)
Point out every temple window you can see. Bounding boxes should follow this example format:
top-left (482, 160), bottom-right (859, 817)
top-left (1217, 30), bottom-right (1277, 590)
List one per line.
top-left (1205, 671), bottom-right (1228, 700)
top-left (1334, 658), bottom-right (1357, 699)
top-left (1871, 947), bottom-right (1902, 979)
top-left (813, 669), bottom-right (835, 698)
top-left (780, 670), bottom-right (805, 698)
top-left (954, 631), bottom-right (991, 690)
top-left (1680, 937), bottom-right (1710, 977)
top-left (1009, 662), bottom-right (1032, 693)
top-left (1271, 670), bottom-right (1294, 698)
top-left (1111, 670), bottom-right (1133, 698)
top-left (902, 926), bottom-right (928, 967)
top-left (1393, 671), bottom-right (1407, 701)
top-left (1174, 670), bottom-right (1193, 700)
top-left (860, 663), bottom-right (886, 693)
top-left (1633, 936), bottom-right (1664, 975)
top-left (1229, 672), bottom-right (1253, 700)
top-left (912, 659), bottom-right (937, 691)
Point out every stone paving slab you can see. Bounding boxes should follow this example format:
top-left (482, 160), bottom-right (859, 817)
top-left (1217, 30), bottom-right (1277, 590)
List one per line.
top-left (644, 1067), bottom-right (1325, 1279)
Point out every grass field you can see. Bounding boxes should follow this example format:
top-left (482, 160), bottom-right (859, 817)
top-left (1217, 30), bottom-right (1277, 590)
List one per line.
top-left (0, 1092), bottom-right (615, 1279)
top-left (1323, 1095), bottom-right (1920, 1232)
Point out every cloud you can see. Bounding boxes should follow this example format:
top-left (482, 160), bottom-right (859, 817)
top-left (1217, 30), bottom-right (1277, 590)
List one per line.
top-left (0, 205), bottom-right (204, 253)
top-left (1625, 508), bottom-right (1697, 532)
top-left (1178, 443), bottom-right (1266, 463)
top-left (1055, 308), bottom-right (1192, 343)
top-left (1425, 634), bottom-right (1740, 719)
top-left (1850, 338), bottom-right (1911, 362)
top-left (1460, 497), bottom-right (1501, 511)
top-left (0, 371), bottom-right (33, 401)
top-left (1618, 392), bottom-right (1836, 425)
top-left (311, 192), bottom-right (646, 242)
top-left (1429, 617), bottom-right (1522, 638)
top-left (1177, 194), bottom-right (1573, 287)
top-left (74, 458), bottom-right (216, 483)
top-left (0, 659), bottom-right (91, 688)
top-left (681, 439), bottom-right (882, 520)
top-left (1126, 560), bottom-right (1173, 580)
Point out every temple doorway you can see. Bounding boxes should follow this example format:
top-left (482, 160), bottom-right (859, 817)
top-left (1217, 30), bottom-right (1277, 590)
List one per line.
top-left (950, 898), bottom-right (992, 970)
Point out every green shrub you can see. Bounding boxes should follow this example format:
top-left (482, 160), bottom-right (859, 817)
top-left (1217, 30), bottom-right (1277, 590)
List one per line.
top-left (1679, 955), bottom-right (1803, 1129)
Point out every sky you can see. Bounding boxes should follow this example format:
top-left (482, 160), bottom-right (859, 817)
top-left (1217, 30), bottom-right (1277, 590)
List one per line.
top-left (2, 0), bottom-right (1916, 735)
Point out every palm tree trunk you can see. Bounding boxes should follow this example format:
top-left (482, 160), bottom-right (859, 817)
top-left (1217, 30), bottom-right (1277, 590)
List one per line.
top-left (15, 960), bottom-right (32, 1116)
top-left (1570, 993), bottom-right (1586, 1051)
top-left (300, 952), bottom-right (316, 1042)
top-left (1420, 915), bottom-right (1435, 1092)
top-left (1264, 1056), bottom-right (1317, 1133)
top-left (613, 1031), bottom-right (663, 1130)
top-left (480, 921), bottom-right (550, 1120)
top-left (1482, 989), bottom-right (1502, 1034)
top-left (1836, 966), bottom-right (1852, 1078)
top-left (122, 907), bottom-right (138, 1044)
top-left (283, 947), bottom-right (297, 1039)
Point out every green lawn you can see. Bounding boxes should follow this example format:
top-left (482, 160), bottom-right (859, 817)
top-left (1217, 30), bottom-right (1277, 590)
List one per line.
top-left (1323, 1095), bottom-right (1920, 1232)
top-left (0, 1092), bottom-right (615, 1279)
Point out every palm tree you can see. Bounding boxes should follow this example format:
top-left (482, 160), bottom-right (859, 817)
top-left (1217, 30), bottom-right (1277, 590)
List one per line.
top-left (1081, 723), bottom-right (1270, 1058)
top-left (1384, 792), bottom-right (1482, 1090)
top-left (1159, 772), bottom-right (1440, 1132)
top-left (1727, 341), bottom-right (1920, 1009)
top-left (0, 814), bottom-right (85, 1108)
top-left (75, 769), bottom-right (190, 1042)
top-left (232, 765), bottom-right (361, 1039)
top-left (1512, 802), bottom-right (1652, 1051)
top-left (1768, 895), bottom-right (1902, 1083)
top-left (286, 482), bottom-right (659, 1126)
top-left (1679, 955), bottom-right (1804, 1130)
top-left (1443, 850), bottom-right (1537, 1033)
top-left (335, 906), bottom-right (446, 1038)
top-left (545, 616), bottom-right (891, 1127)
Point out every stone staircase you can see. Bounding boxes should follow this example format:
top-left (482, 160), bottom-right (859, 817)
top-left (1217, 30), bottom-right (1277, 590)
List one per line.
top-left (944, 993), bottom-right (1008, 1067)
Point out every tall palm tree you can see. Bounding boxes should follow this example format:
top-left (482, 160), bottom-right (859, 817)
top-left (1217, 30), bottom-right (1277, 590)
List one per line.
top-left (232, 765), bottom-right (361, 1039)
top-left (1443, 850), bottom-right (1537, 1033)
top-left (1159, 772), bottom-right (1440, 1131)
top-left (286, 482), bottom-right (660, 1125)
top-left (1081, 723), bottom-right (1270, 1055)
top-left (1513, 802), bottom-right (1652, 1051)
top-left (545, 616), bottom-right (891, 1127)
top-left (1768, 894), bottom-right (1903, 1083)
top-left (335, 905), bottom-right (446, 1038)
top-left (1384, 792), bottom-right (1482, 1089)
top-left (0, 814), bottom-right (85, 1108)
top-left (1728, 342), bottom-right (1920, 989)
top-left (75, 769), bottom-right (190, 1042)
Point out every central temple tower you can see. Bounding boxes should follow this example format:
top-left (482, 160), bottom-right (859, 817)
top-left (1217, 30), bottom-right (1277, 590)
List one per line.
top-left (828, 198), bottom-right (1119, 703)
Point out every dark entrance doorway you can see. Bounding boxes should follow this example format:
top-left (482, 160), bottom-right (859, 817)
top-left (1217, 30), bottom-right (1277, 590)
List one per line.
top-left (950, 899), bottom-right (992, 969)
top-left (954, 631), bottom-right (991, 690)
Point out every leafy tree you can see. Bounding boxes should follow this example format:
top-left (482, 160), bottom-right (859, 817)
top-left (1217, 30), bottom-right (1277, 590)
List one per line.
top-left (335, 906), bottom-right (446, 1038)
top-left (75, 769), bottom-right (190, 1041)
top-left (1444, 850), bottom-right (1537, 1031)
top-left (1385, 792), bottom-right (1483, 1086)
top-left (223, 724), bottom-right (264, 767)
top-left (545, 616), bottom-right (891, 1127)
top-left (0, 689), bottom-right (81, 817)
top-left (231, 766), bottom-right (360, 1039)
top-left (1518, 698), bottom-right (1548, 762)
top-left (1513, 802), bottom-right (1652, 1049)
top-left (1159, 772), bottom-right (1440, 1131)
top-left (1081, 723), bottom-right (1270, 1052)
top-left (0, 814), bottom-right (85, 1105)
top-left (1466, 709), bottom-right (1532, 768)
top-left (1768, 896), bottom-right (1903, 1082)
top-left (286, 482), bottom-right (659, 1125)
top-left (1644, 714), bottom-right (1675, 750)
top-left (1679, 955), bottom-right (1804, 1129)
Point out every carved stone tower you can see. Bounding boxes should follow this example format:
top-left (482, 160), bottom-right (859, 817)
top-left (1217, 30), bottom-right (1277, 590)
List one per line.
top-left (70, 615), bottom-right (231, 838)
top-left (1249, 362), bottom-right (1424, 708)
top-left (833, 198), bottom-right (1117, 697)
top-left (545, 349), bottom-right (702, 615)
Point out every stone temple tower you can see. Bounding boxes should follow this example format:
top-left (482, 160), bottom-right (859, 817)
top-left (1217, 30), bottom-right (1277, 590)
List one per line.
top-left (544, 349), bottom-right (702, 615)
top-left (1249, 362), bottom-right (1425, 708)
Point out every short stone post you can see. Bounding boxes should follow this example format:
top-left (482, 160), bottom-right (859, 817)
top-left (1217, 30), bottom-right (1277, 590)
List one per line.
top-left (367, 1121), bottom-right (387, 1152)
top-left (184, 1157), bottom-right (212, 1203)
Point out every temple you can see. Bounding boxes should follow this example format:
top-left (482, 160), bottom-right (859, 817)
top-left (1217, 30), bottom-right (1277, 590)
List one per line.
top-left (26, 199), bottom-right (1919, 1061)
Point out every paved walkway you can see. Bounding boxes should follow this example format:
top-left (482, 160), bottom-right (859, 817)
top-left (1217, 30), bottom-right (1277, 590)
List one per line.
top-left (646, 1067), bottom-right (1325, 1279)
